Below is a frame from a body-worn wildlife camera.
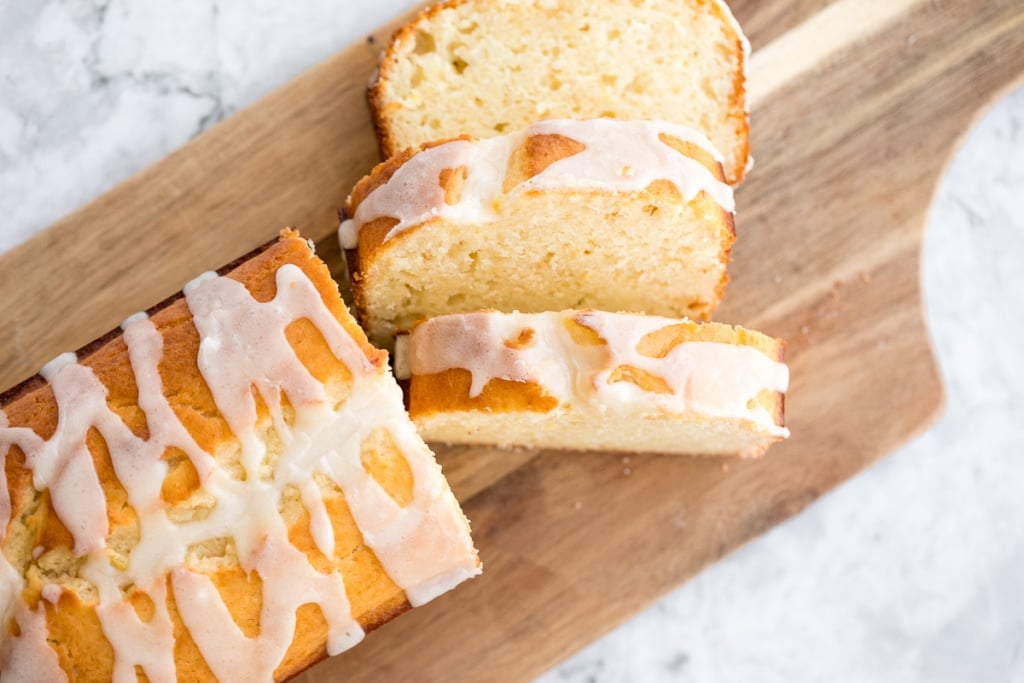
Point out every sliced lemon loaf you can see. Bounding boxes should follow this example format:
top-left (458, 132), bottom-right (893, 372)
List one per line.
top-left (340, 118), bottom-right (736, 347)
top-left (370, 0), bottom-right (751, 184)
top-left (0, 231), bottom-right (479, 682)
top-left (399, 310), bottom-right (789, 458)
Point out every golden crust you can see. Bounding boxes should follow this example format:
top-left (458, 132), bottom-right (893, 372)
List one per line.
top-left (629, 318), bottom-right (786, 431)
top-left (0, 231), bottom-right (413, 682)
top-left (407, 315), bottom-right (787, 454)
top-left (502, 133), bottom-right (588, 191)
top-left (409, 370), bottom-right (560, 419)
top-left (368, 0), bottom-right (466, 161)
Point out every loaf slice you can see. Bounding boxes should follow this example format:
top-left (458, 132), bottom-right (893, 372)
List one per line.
top-left (0, 230), bottom-right (479, 682)
top-left (370, 0), bottom-right (750, 184)
top-left (401, 310), bottom-right (789, 458)
top-left (340, 118), bottom-right (736, 348)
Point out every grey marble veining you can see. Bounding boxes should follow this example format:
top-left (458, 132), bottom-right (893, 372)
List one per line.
top-left (0, 0), bottom-right (419, 252)
top-left (2, 1), bottom-right (1023, 680)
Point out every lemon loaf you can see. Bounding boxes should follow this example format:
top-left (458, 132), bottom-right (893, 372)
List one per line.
top-left (369, 0), bottom-right (751, 184)
top-left (400, 310), bottom-right (789, 458)
top-left (340, 118), bottom-right (736, 347)
top-left (0, 230), bottom-right (479, 682)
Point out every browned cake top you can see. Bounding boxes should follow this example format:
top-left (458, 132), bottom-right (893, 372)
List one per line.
top-left (0, 231), bottom-right (478, 682)
top-left (340, 118), bottom-right (733, 250)
top-left (406, 310), bottom-right (788, 433)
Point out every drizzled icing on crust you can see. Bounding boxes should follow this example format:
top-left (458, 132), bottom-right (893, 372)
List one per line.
top-left (0, 414), bottom-right (64, 683)
top-left (0, 257), bottom-right (478, 682)
top-left (0, 600), bottom-right (66, 682)
top-left (339, 118), bottom-right (734, 249)
top-left (409, 310), bottom-right (789, 437)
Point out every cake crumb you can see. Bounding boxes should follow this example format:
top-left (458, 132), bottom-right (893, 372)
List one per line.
top-left (860, 271), bottom-right (872, 283)
top-left (573, 501), bottom-right (583, 511)
top-left (721, 463), bottom-right (730, 473)
top-left (623, 467), bottom-right (632, 476)
top-left (773, 274), bottom-right (782, 285)
top-left (621, 456), bottom-right (631, 465)
top-left (800, 325), bottom-right (810, 335)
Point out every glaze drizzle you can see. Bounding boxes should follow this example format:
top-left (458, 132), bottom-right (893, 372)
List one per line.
top-left (339, 118), bottom-right (734, 249)
top-left (409, 310), bottom-right (789, 437)
top-left (0, 257), bottom-right (478, 681)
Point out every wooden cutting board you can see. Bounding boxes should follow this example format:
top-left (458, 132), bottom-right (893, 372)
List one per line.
top-left (2, 0), bottom-right (1022, 679)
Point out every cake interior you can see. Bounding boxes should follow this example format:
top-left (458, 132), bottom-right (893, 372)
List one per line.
top-left (415, 407), bottom-right (784, 458)
top-left (358, 186), bottom-right (732, 346)
top-left (378, 0), bottom-right (747, 182)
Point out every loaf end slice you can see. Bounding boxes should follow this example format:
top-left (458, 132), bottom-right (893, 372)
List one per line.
top-left (370, 0), bottom-right (750, 183)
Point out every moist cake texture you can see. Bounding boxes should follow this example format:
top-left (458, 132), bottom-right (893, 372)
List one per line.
top-left (370, 0), bottom-right (751, 183)
top-left (341, 118), bottom-right (736, 347)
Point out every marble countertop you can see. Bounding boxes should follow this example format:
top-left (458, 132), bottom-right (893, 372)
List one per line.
top-left (2, 1), bottom-right (1022, 680)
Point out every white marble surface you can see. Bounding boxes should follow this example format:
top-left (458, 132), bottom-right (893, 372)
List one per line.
top-left (2, 1), bottom-right (1023, 681)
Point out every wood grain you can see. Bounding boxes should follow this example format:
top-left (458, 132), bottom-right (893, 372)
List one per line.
top-left (0, 10), bottom-right (413, 390)
top-left (2, 0), bottom-right (1023, 681)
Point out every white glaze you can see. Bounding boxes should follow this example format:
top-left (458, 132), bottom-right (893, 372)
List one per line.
top-left (40, 583), bottom-right (61, 604)
top-left (8, 360), bottom-right (113, 556)
top-left (0, 410), bottom-right (25, 638)
top-left (0, 551), bottom-right (22, 646)
top-left (577, 312), bottom-right (790, 436)
top-left (95, 578), bottom-right (177, 683)
top-left (0, 603), bottom-right (69, 683)
top-left (170, 534), bottom-right (363, 680)
top-left (0, 258), bottom-right (478, 681)
top-left (409, 310), bottom-right (789, 437)
top-left (339, 118), bottom-right (733, 249)
top-left (410, 311), bottom-right (588, 400)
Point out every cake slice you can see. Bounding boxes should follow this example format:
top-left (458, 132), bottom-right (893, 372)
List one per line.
top-left (340, 118), bottom-right (736, 347)
top-left (369, 0), bottom-right (751, 184)
top-left (400, 310), bottom-right (789, 458)
top-left (0, 230), bottom-right (479, 682)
